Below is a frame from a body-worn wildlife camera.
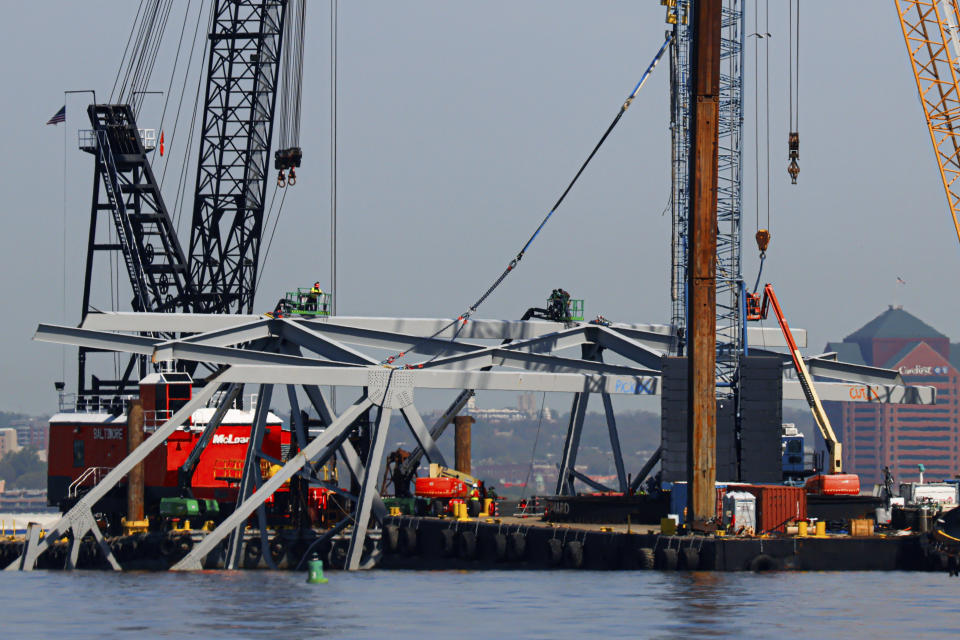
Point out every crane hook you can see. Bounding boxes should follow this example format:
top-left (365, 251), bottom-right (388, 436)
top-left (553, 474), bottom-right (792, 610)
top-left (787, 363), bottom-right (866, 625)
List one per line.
top-left (787, 131), bottom-right (800, 184)
top-left (277, 170), bottom-right (286, 188)
top-left (288, 167), bottom-right (296, 186)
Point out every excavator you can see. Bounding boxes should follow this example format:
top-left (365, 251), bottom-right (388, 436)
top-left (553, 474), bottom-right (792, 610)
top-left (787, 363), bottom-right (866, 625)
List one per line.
top-left (747, 283), bottom-right (860, 495)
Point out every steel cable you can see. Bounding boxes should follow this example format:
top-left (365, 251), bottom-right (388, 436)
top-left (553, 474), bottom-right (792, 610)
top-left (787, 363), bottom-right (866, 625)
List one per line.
top-left (378, 34), bottom-right (674, 365)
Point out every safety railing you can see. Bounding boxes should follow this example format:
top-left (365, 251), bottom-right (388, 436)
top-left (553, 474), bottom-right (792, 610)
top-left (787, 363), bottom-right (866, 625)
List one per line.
top-left (68, 466), bottom-right (114, 499)
top-left (63, 394), bottom-right (136, 414)
top-left (78, 128), bottom-right (156, 152)
top-left (281, 288), bottom-right (333, 317)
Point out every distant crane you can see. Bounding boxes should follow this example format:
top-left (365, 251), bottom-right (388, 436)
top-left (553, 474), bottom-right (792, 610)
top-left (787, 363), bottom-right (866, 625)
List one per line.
top-left (896, 0), bottom-right (960, 248)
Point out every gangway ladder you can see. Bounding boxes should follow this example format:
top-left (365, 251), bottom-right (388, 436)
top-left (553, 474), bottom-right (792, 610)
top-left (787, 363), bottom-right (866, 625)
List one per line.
top-left (92, 126), bottom-right (150, 311)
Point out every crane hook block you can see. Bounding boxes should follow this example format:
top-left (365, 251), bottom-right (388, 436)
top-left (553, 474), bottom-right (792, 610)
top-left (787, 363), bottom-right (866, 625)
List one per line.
top-left (755, 229), bottom-right (770, 253)
top-left (787, 131), bottom-right (800, 184)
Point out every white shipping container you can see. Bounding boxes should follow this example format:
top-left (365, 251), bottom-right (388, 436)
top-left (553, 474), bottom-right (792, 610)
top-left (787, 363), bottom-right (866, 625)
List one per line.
top-left (900, 483), bottom-right (958, 508)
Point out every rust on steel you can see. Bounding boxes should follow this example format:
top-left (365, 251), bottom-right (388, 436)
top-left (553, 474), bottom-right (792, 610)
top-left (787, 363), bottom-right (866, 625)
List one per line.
top-left (454, 415), bottom-right (474, 476)
top-left (686, 0), bottom-right (721, 529)
top-left (126, 399), bottom-right (145, 522)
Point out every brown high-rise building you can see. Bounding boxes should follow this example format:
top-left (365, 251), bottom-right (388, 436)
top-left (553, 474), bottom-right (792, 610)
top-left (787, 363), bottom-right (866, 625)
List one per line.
top-left (824, 306), bottom-right (960, 487)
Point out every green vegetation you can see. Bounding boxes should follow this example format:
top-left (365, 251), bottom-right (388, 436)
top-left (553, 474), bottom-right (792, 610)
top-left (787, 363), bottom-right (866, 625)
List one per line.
top-left (0, 448), bottom-right (46, 490)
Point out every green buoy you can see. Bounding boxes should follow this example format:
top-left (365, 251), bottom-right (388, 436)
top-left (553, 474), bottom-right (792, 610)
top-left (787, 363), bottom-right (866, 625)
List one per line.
top-left (306, 558), bottom-right (328, 584)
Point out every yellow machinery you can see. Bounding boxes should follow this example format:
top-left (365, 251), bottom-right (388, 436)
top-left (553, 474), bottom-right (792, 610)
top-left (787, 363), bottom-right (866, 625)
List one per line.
top-left (896, 0), bottom-right (960, 246)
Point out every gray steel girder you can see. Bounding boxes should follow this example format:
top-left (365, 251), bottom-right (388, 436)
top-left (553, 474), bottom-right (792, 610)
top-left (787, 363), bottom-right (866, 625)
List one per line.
top-left (345, 406), bottom-right (392, 570)
top-left (173, 395), bottom-right (376, 570)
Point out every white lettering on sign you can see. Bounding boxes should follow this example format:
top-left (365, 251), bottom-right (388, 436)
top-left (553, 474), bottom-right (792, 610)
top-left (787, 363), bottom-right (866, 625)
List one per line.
top-left (93, 427), bottom-right (124, 440)
top-left (212, 434), bottom-right (250, 445)
top-left (898, 365), bottom-right (949, 376)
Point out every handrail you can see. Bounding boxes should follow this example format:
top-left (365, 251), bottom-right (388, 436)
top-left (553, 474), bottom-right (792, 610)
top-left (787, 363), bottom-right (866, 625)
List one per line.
top-left (68, 466), bottom-right (114, 499)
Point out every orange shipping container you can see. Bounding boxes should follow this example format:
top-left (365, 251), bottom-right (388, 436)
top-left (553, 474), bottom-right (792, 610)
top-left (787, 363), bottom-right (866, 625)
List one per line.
top-left (741, 485), bottom-right (807, 533)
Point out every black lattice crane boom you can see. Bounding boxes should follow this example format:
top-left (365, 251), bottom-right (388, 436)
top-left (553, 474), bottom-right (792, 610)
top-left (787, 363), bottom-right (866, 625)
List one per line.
top-left (188, 0), bottom-right (290, 315)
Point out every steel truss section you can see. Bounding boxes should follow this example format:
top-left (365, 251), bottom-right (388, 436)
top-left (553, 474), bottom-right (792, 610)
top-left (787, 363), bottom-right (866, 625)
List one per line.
top-left (669, 0), bottom-right (744, 394)
top-left (188, 0), bottom-right (288, 314)
top-left (18, 314), bottom-right (935, 572)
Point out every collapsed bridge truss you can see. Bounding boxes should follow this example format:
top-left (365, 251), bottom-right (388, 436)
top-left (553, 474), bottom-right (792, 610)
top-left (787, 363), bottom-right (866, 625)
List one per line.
top-left (10, 312), bottom-right (935, 571)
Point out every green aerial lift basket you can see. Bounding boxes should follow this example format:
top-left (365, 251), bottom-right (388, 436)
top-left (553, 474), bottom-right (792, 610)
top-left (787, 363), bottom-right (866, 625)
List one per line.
top-left (569, 299), bottom-right (584, 322)
top-left (284, 288), bottom-right (333, 317)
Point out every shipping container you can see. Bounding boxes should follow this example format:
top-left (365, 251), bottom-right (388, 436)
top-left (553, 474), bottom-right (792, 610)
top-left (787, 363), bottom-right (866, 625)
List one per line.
top-left (740, 484), bottom-right (807, 533)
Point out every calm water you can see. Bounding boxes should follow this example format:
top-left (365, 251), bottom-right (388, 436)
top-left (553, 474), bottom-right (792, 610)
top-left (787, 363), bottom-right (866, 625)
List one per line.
top-left (0, 569), bottom-right (957, 639)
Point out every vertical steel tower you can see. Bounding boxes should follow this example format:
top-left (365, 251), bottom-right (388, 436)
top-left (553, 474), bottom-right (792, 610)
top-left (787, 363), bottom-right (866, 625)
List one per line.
top-left (669, 0), bottom-right (744, 394)
top-left (188, 0), bottom-right (288, 314)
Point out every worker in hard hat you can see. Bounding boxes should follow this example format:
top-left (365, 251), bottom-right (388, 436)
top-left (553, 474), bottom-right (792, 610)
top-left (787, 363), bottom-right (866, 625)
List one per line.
top-left (307, 281), bottom-right (323, 312)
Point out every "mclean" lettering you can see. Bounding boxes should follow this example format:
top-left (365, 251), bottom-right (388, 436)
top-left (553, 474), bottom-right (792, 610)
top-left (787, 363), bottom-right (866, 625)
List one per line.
top-left (212, 434), bottom-right (250, 445)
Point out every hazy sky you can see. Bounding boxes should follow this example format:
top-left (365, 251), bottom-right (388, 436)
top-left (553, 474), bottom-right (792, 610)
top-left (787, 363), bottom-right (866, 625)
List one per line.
top-left (0, 2), bottom-right (955, 415)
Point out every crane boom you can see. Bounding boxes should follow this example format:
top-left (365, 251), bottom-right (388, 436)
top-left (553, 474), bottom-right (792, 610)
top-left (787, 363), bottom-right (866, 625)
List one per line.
top-left (188, 0), bottom-right (290, 314)
top-left (896, 0), bottom-right (960, 247)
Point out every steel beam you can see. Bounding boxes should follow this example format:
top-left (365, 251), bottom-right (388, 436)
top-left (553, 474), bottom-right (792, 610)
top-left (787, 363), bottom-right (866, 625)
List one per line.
top-left (400, 404), bottom-right (448, 468)
top-left (629, 446), bottom-right (663, 492)
top-left (594, 326), bottom-right (667, 369)
top-left (563, 466), bottom-right (615, 493)
top-left (345, 406), bottom-right (392, 570)
top-left (34, 324), bottom-right (159, 355)
top-left (179, 383), bottom-right (243, 492)
top-left (785, 380), bottom-right (937, 405)
top-left (601, 393), bottom-right (628, 492)
top-left (152, 341), bottom-right (351, 369)
top-left (215, 365), bottom-right (660, 395)
top-left (555, 391), bottom-right (590, 495)
top-left (226, 384), bottom-right (273, 570)
top-left (287, 385), bottom-right (307, 450)
top-left (398, 389), bottom-right (473, 479)
top-left (175, 319), bottom-right (275, 347)
top-left (278, 319), bottom-right (380, 365)
top-left (172, 395), bottom-right (375, 570)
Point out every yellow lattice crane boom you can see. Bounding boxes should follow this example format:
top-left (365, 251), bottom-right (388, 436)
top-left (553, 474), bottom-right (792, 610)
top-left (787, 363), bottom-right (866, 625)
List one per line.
top-left (896, 0), bottom-right (960, 246)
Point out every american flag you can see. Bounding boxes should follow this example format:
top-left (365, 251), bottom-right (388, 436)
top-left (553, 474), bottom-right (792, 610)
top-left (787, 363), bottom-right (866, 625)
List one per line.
top-left (46, 105), bottom-right (66, 125)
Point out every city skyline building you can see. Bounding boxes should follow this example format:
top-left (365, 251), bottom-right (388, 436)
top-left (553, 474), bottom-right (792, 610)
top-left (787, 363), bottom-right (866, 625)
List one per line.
top-left (824, 306), bottom-right (960, 486)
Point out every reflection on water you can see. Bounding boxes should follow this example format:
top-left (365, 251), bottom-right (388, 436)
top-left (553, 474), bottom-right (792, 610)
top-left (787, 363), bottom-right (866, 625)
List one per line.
top-left (0, 570), bottom-right (957, 639)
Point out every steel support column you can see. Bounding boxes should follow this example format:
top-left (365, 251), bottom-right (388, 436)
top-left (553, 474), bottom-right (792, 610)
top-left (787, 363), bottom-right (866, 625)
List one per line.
top-left (555, 391), bottom-right (590, 495)
top-left (345, 406), bottom-right (392, 570)
top-left (226, 384), bottom-right (274, 569)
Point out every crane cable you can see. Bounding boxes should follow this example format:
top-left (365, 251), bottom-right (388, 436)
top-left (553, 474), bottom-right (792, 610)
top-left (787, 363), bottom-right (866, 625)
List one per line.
top-left (378, 33), bottom-right (674, 366)
top-left (751, 0), bottom-right (772, 294)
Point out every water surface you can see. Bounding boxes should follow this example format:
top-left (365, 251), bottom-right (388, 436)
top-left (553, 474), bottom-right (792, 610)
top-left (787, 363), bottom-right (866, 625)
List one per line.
top-left (1, 569), bottom-right (956, 639)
